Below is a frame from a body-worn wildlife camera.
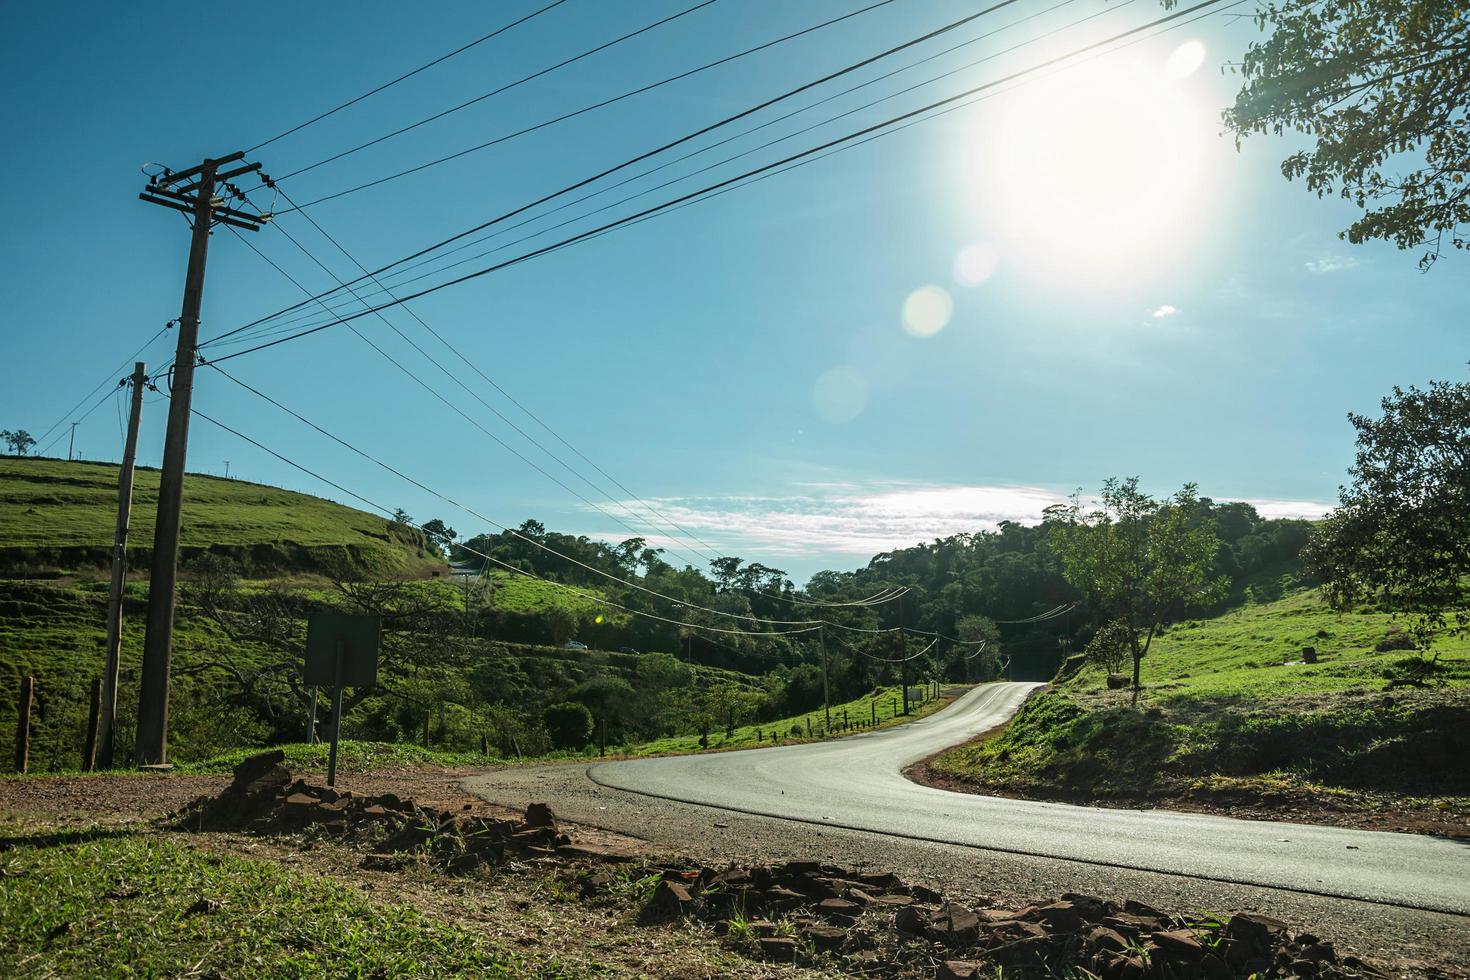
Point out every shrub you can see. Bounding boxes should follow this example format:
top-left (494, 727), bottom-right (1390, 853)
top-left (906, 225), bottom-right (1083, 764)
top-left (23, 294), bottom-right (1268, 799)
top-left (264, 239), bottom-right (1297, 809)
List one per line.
top-left (542, 701), bottom-right (593, 749)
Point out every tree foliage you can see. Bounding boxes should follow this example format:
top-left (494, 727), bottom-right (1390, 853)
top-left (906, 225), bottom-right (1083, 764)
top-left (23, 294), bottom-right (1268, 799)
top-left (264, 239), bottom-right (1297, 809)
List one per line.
top-left (1047, 479), bottom-right (1227, 695)
top-left (1304, 375), bottom-right (1470, 659)
top-left (1222, 0), bottom-right (1470, 265)
top-left (542, 701), bottom-right (593, 749)
top-left (1, 429), bottom-right (36, 455)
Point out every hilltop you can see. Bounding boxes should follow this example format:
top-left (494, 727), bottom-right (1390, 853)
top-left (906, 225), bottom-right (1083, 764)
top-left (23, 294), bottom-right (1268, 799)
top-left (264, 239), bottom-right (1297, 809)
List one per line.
top-left (0, 456), bottom-right (443, 577)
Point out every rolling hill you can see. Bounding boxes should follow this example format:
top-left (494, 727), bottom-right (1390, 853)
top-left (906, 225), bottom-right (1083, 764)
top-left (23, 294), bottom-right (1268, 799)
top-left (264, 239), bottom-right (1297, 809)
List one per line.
top-left (0, 456), bottom-right (443, 577)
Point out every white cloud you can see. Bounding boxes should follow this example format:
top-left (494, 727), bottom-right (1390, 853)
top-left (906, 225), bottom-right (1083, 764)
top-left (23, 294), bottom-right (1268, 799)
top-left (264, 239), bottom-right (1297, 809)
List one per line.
top-left (1150, 304), bottom-right (1179, 318)
top-left (1305, 255), bottom-right (1360, 274)
top-left (576, 484), bottom-right (1334, 560)
top-left (1230, 498), bottom-right (1334, 520)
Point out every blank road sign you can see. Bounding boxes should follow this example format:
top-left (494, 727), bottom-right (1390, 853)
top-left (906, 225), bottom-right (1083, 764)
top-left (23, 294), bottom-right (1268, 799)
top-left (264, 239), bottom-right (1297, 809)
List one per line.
top-left (304, 611), bottom-right (381, 687)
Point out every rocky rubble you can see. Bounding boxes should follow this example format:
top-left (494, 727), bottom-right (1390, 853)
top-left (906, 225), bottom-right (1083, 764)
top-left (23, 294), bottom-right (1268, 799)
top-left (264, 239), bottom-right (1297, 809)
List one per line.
top-left (174, 750), bottom-right (613, 874)
top-left (598, 859), bottom-right (1388, 979)
top-left (178, 752), bottom-right (1387, 980)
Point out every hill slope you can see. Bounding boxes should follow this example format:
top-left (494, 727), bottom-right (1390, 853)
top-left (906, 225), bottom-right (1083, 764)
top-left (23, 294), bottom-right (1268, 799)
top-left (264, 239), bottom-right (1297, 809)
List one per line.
top-left (926, 588), bottom-right (1470, 832)
top-left (0, 456), bottom-right (442, 576)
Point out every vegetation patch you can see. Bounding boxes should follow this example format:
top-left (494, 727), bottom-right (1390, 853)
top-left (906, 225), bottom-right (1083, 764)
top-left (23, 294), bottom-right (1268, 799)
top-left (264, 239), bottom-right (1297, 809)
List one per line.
top-left (0, 830), bottom-right (533, 978)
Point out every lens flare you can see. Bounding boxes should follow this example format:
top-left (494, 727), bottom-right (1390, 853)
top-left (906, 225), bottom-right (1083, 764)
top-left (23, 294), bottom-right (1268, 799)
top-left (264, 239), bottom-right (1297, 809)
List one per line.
top-left (901, 285), bottom-right (953, 337)
top-left (812, 366), bottom-right (869, 423)
top-left (953, 243), bottom-right (999, 287)
top-left (1166, 40), bottom-right (1207, 79)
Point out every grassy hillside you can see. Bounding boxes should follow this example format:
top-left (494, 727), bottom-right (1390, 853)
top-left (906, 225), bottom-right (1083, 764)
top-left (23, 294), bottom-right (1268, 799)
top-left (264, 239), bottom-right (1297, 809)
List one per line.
top-left (0, 456), bottom-right (442, 576)
top-left (930, 588), bottom-right (1470, 815)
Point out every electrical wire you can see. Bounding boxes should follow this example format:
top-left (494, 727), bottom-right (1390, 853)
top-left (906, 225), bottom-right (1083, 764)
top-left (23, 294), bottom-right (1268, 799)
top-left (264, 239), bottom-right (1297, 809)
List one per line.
top-left (271, 0), bottom-right (724, 182)
top-left (245, 1), bottom-right (572, 153)
top-left (32, 325), bottom-right (169, 449)
top-left (188, 404), bottom-right (822, 639)
top-left (223, 179), bottom-right (909, 609)
top-left (205, 362), bottom-right (833, 628)
top-left (200, 0), bottom-right (1233, 364)
top-left (212, 0), bottom-right (1036, 340)
top-left (214, 0), bottom-right (1116, 345)
top-left (276, 0), bottom-right (905, 208)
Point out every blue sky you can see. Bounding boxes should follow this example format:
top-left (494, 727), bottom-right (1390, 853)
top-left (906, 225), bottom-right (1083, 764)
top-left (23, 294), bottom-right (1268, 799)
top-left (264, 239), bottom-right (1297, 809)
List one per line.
top-left (2, 0), bottom-right (1464, 583)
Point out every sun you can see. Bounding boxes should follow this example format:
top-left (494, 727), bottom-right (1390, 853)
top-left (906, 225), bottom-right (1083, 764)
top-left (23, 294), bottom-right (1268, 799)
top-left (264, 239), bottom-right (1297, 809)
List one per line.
top-left (963, 42), bottom-right (1228, 290)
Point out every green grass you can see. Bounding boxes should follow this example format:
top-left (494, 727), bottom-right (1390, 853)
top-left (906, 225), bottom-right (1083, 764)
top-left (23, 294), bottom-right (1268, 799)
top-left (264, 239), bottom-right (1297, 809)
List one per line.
top-left (624, 682), bottom-right (959, 756)
top-left (1065, 587), bottom-right (1470, 703)
top-left (0, 456), bottom-right (441, 575)
top-left (0, 829), bottom-right (550, 978)
top-left (931, 589), bottom-right (1470, 804)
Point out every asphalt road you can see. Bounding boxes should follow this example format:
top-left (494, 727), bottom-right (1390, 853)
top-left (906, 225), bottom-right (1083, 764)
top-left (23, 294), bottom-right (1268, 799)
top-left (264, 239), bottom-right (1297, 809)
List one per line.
top-left (564, 682), bottom-right (1467, 915)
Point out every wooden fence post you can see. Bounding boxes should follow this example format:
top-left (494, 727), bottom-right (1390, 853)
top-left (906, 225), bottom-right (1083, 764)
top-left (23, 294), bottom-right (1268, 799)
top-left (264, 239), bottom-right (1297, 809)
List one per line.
top-left (14, 676), bottom-right (33, 774)
top-left (83, 678), bottom-right (101, 772)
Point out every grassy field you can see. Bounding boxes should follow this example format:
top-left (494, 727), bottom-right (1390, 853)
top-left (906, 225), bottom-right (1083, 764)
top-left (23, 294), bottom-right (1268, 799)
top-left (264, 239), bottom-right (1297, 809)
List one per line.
top-left (627, 682), bottom-right (957, 756)
top-left (0, 456), bottom-right (441, 575)
top-left (0, 828), bottom-right (543, 978)
top-left (929, 589), bottom-right (1470, 809)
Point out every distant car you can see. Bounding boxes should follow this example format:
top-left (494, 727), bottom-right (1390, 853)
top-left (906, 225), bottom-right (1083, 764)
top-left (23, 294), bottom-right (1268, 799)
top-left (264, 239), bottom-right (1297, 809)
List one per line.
top-left (616, 646), bottom-right (639, 654)
top-left (564, 640), bottom-right (588, 650)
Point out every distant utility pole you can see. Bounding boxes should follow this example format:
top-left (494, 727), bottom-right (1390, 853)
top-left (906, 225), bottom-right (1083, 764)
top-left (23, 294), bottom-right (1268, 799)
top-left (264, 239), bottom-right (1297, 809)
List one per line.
top-left (68, 422), bottom-right (78, 461)
top-left (899, 595), bottom-right (909, 716)
top-left (820, 626), bottom-right (831, 730)
top-left (134, 152), bottom-right (266, 765)
top-left (223, 460), bottom-right (230, 479)
top-left (97, 361), bottom-right (147, 769)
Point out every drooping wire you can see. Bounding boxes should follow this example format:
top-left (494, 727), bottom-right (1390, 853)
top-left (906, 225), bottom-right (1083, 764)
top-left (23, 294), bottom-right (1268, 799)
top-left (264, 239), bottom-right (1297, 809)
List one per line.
top-left (270, 0), bottom-right (725, 183)
top-left (275, 0), bottom-right (906, 208)
top-left (245, 0), bottom-right (573, 154)
top-left (200, 0), bottom-right (1234, 364)
top-left (188, 404), bottom-right (822, 639)
top-left (210, 0), bottom-right (1036, 341)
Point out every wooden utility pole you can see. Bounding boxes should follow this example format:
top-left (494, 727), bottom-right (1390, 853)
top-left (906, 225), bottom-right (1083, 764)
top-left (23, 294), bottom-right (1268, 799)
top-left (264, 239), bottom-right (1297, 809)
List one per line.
top-left (83, 678), bottom-right (101, 772)
top-left (97, 361), bottom-right (146, 769)
top-left (14, 676), bottom-right (32, 773)
top-left (68, 422), bottom-right (78, 461)
top-left (134, 153), bottom-right (265, 765)
top-left (899, 595), bottom-right (909, 716)
top-left (820, 626), bottom-right (831, 730)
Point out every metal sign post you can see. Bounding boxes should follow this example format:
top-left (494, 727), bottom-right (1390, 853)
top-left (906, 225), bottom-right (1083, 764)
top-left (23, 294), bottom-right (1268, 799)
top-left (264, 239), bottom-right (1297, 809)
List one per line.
top-left (305, 612), bottom-right (380, 788)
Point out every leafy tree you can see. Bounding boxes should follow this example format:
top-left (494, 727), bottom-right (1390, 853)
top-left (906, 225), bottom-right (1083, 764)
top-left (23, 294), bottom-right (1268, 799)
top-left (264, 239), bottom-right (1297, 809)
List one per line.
top-left (542, 701), bottom-right (593, 749)
top-left (1047, 479), bottom-right (1226, 698)
top-left (1221, 0), bottom-right (1470, 266)
top-left (420, 518), bottom-right (457, 556)
top-left (702, 681), bottom-right (766, 737)
top-left (545, 605), bottom-right (579, 646)
top-left (955, 614), bottom-right (1001, 680)
top-left (1, 429), bottom-right (35, 455)
top-left (390, 508), bottom-right (412, 526)
top-left (1304, 376), bottom-right (1470, 665)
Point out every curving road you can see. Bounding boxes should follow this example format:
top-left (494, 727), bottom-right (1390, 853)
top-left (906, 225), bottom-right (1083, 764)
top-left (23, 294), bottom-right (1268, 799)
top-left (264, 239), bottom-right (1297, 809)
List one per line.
top-left (572, 682), bottom-right (1468, 915)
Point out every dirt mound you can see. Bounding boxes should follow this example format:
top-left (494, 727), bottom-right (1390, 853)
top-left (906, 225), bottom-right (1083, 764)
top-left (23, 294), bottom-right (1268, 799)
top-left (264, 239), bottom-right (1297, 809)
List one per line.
top-left (174, 750), bottom-right (597, 874)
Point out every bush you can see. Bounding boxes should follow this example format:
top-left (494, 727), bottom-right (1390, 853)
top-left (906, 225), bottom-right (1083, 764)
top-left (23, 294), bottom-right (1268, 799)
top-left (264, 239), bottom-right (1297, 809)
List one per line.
top-left (542, 701), bottom-right (593, 749)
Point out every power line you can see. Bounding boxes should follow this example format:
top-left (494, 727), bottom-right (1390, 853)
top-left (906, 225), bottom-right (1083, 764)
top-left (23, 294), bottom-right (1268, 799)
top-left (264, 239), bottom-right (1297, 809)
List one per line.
top-left (188, 404), bottom-right (822, 639)
top-left (200, 0), bottom-right (1233, 365)
top-left (271, 0), bottom-right (725, 183)
top-left (205, 362), bottom-right (833, 628)
top-left (32, 325), bottom-right (169, 449)
top-left (278, 0), bottom-right (905, 208)
top-left (212, 0), bottom-right (1033, 342)
top-left (255, 185), bottom-right (909, 609)
top-left (245, 0), bottom-right (572, 154)
top-left (213, 0), bottom-right (1113, 344)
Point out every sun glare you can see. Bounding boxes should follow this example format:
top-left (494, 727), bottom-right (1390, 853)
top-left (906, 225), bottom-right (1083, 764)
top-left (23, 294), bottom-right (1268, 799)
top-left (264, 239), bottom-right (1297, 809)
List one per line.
top-left (964, 44), bottom-right (1227, 289)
